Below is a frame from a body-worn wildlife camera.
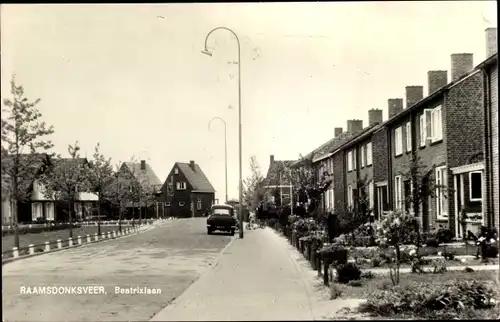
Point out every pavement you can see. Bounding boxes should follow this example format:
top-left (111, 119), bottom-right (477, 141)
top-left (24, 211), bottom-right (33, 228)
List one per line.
top-left (151, 225), bottom-right (364, 321)
top-left (2, 218), bottom-right (234, 322)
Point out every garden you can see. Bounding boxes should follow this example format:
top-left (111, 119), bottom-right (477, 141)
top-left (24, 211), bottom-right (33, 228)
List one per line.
top-left (267, 209), bottom-right (499, 320)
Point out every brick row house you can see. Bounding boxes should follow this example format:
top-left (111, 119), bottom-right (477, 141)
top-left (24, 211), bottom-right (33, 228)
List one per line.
top-left (161, 161), bottom-right (216, 218)
top-left (286, 28), bottom-right (498, 237)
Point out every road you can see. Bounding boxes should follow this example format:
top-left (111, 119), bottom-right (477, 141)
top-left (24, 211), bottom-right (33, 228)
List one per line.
top-left (2, 218), bottom-right (234, 321)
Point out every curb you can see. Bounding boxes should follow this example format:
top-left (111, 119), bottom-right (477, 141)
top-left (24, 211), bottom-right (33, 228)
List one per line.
top-left (2, 220), bottom-right (172, 265)
top-left (150, 234), bottom-right (238, 321)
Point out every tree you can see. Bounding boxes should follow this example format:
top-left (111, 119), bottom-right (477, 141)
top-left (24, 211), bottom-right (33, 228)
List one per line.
top-left (106, 161), bottom-right (131, 232)
top-left (40, 141), bottom-right (89, 238)
top-left (124, 158), bottom-right (155, 224)
top-left (87, 143), bottom-right (114, 235)
top-left (399, 155), bottom-right (449, 254)
top-left (242, 155), bottom-right (266, 210)
top-left (283, 155), bottom-right (332, 214)
top-left (1, 76), bottom-right (54, 248)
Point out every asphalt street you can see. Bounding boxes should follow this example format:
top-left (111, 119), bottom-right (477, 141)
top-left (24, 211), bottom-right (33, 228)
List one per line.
top-left (2, 218), bottom-right (234, 321)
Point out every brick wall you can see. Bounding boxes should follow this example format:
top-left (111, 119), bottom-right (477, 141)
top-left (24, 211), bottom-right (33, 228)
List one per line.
top-left (372, 128), bottom-right (389, 218)
top-left (332, 151), bottom-right (345, 212)
top-left (446, 72), bottom-right (484, 233)
top-left (491, 66), bottom-right (499, 230)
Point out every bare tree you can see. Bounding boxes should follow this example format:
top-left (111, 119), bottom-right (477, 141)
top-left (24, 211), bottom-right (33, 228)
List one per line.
top-left (1, 76), bottom-right (54, 247)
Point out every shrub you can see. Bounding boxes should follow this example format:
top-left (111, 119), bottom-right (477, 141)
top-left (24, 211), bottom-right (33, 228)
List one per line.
top-left (361, 271), bottom-right (375, 279)
top-left (347, 280), bottom-right (363, 287)
top-left (320, 245), bottom-right (348, 266)
top-left (431, 258), bottom-right (447, 274)
top-left (425, 237), bottom-right (440, 248)
top-left (358, 280), bottom-right (497, 318)
top-left (336, 263), bottom-right (361, 284)
top-left (436, 228), bottom-right (454, 244)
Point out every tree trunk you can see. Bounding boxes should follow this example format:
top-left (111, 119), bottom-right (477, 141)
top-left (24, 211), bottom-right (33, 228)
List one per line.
top-left (12, 170), bottom-right (20, 249)
top-left (97, 193), bottom-right (101, 235)
top-left (68, 198), bottom-right (73, 238)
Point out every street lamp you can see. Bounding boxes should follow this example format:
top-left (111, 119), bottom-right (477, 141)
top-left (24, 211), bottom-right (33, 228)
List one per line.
top-left (208, 117), bottom-right (228, 204)
top-left (202, 26), bottom-right (243, 238)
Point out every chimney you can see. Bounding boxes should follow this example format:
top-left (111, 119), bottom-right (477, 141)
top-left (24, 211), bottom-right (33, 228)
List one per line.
top-left (388, 98), bottom-right (404, 118)
top-left (405, 86), bottom-right (424, 108)
top-left (486, 27), bottom-right (497, 58)
top-left (334, 127), bottom-right (343, 137)
top-left (140, 160), bottom-right (146, 170)
top-left (451, 53), bottom-right (473, 81)
top-left (346, 119), bottom-right (363, 134)
top-left (427, 70), bottom-right (448, 95)
top-left (368, 109), bottom-right (383, 126)
top-left (189, 160), bottom-right (196, 171)
top-left (270, 155), bottom-right (275, 164)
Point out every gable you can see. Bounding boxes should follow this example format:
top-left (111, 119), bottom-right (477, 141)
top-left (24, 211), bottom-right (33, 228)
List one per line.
top-left (176, 162), bottom-right (215, 193)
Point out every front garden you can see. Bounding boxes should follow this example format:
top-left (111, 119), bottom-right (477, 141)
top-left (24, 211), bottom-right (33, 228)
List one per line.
top-left (267, 209), bottom-right (499, 320)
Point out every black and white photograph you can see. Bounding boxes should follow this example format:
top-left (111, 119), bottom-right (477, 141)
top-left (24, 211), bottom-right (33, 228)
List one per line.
top-left (1, 1), bottom-right (499, 321)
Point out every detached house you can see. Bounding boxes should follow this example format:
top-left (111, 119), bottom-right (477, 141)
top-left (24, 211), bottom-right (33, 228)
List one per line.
top-left (162, 161), bottom-right (215, 218)
top-left (118, 160), bottom-right (163, 219)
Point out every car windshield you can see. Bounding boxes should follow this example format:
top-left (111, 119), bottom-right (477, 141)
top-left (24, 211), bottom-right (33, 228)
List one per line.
top-left (212, 208), bottom-right (231, 216)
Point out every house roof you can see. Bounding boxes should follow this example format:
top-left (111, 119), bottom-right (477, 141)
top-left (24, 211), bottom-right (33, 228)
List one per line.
top-left (264, 160), bottom-right (295, 186)
top-left (123, 161), bottom-right (163, 191)
top-left (176, 162), bottom-right (215, 193)
top-left (329, 124), bottom-right (381, 157)
top-left (475, 52), bottom-right (497, 70)
top-left (1, 153), bottom-right (52, 194)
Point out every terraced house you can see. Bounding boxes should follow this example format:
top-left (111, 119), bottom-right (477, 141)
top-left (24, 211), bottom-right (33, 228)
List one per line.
top-left (263, 155), bottom-right (295, 207)
top-left (289, 28), bottom-right (498, 238)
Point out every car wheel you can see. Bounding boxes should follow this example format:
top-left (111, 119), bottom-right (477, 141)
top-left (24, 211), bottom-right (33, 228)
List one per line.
top-left (207, 229), bottom-right (212, 235)
top-left (230, 229), bottom-right (235, 236)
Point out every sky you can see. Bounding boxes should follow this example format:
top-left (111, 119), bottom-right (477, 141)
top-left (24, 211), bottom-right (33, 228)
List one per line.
top-left (1, 2), bottom-right (497, 201)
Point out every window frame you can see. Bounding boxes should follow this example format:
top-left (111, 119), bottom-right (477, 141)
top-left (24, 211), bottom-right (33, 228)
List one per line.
top-left (179, 201), bottom-right (185, 206)
top-left (394, 175), bottom-right (402, 210)
top-left (394, 127), bottom-right (403, 156)
top-left (347, 185), bottom-right (353, 209)
top-left (347, 151), bottom-right (353, 172)
top-left (469, 171), bottom-right (483, 202)
top-left (361, 145), bottom-right (366, 168)
top-left (197, 198), bottom-right (202, 210)
top-left (406, 121), bottom-right (412, 152)
top-left (366, 142), bottom-right (372, 166)
top-left (431, 106), bottom-right (443, 142)
top-left (165, 202), bottom-right (171, 207)
top-left (353, 148), bottom-right (357, 170)
top-left (435, 165), bottom-right (448, 220)
top-left (176, 181), bottom-right (186, 190)
top-left (368, 181), bottom-right (374, 210)
top-left (419, 114), bottom-right (426, 147)
top-left (174, 168), bottom-right (179, 174)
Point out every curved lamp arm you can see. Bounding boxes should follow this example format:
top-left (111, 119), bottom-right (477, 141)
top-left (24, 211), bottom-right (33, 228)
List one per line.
top-left (202, 27), bottom-right (241, 56)
top-left (208, 116), bottom-right (227, 131)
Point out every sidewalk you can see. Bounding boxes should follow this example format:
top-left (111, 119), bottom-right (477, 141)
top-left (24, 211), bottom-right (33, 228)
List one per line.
top-left (151, 226), bottom-right (355, 321)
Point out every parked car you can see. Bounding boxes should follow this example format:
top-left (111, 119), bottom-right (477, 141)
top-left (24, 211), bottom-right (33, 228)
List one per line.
top-left (207, 204), bottom-right (237, 236)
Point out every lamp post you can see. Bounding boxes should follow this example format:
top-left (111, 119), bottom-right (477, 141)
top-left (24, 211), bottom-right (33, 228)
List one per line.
top-left (201, 26), bottom-right (243, 238)
top-left (209, 117), bottom-right (228, 204)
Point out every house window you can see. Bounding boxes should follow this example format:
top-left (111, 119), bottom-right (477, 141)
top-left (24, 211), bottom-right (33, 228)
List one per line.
top-left (197, 198), bottom-right (202, 210)
top-left (394, 127), bottom-right (403, 156)
top-left (174, 168), bottom-right (179, 174)
top-left (361, 145), bottom-right (366, 168)
top-left (377, 185), bottom-right (389, 218)
top-left (282, 194), bottom-right (290, 200)
top-left (366, 142), bottom-right (372, 166)
top-left (419, 114), bottom-right (426, 147)
top-left (368, 181), bottom-right (374, 210)
top-left (353, 148), bottom-right (357, 170)
top-left (431, 106), bottom-right (443, 142)
top-left (469, 171), bottom-right (482, 201)
top-left (179, 201), bottom-right (185, 206)
top-left (406, 122), bottom-right (412, 152)
top-left (347, 151), bottom-right (353, 172)
top-left (176, 182), bottom-right (186, 190)
top-left (394, 176), bottom-right (402, 210)
top-left (404, 179), bottom-right (412, 213)
top-left (435, 165), bottom-right (448, 220)
top-left (347, 185), bottom-right (353, 209)
top-left (165, 202), bottom-right (171, 206)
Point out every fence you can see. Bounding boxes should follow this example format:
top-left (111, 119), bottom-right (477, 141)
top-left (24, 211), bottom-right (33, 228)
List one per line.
top-left (1, 218), bottom-right (170, 262)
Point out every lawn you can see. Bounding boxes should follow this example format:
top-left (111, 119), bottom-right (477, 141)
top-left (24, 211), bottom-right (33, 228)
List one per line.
top-left (1, 225), bottom-right (126, 256)
top-left (333, 270), bottom-right (498, 300)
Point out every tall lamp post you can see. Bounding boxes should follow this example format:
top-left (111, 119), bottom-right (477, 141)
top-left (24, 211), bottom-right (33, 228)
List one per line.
top-left (201, 27), bottom-right (243, 238)
top-left (208, 117), bottom-right (228, 204)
